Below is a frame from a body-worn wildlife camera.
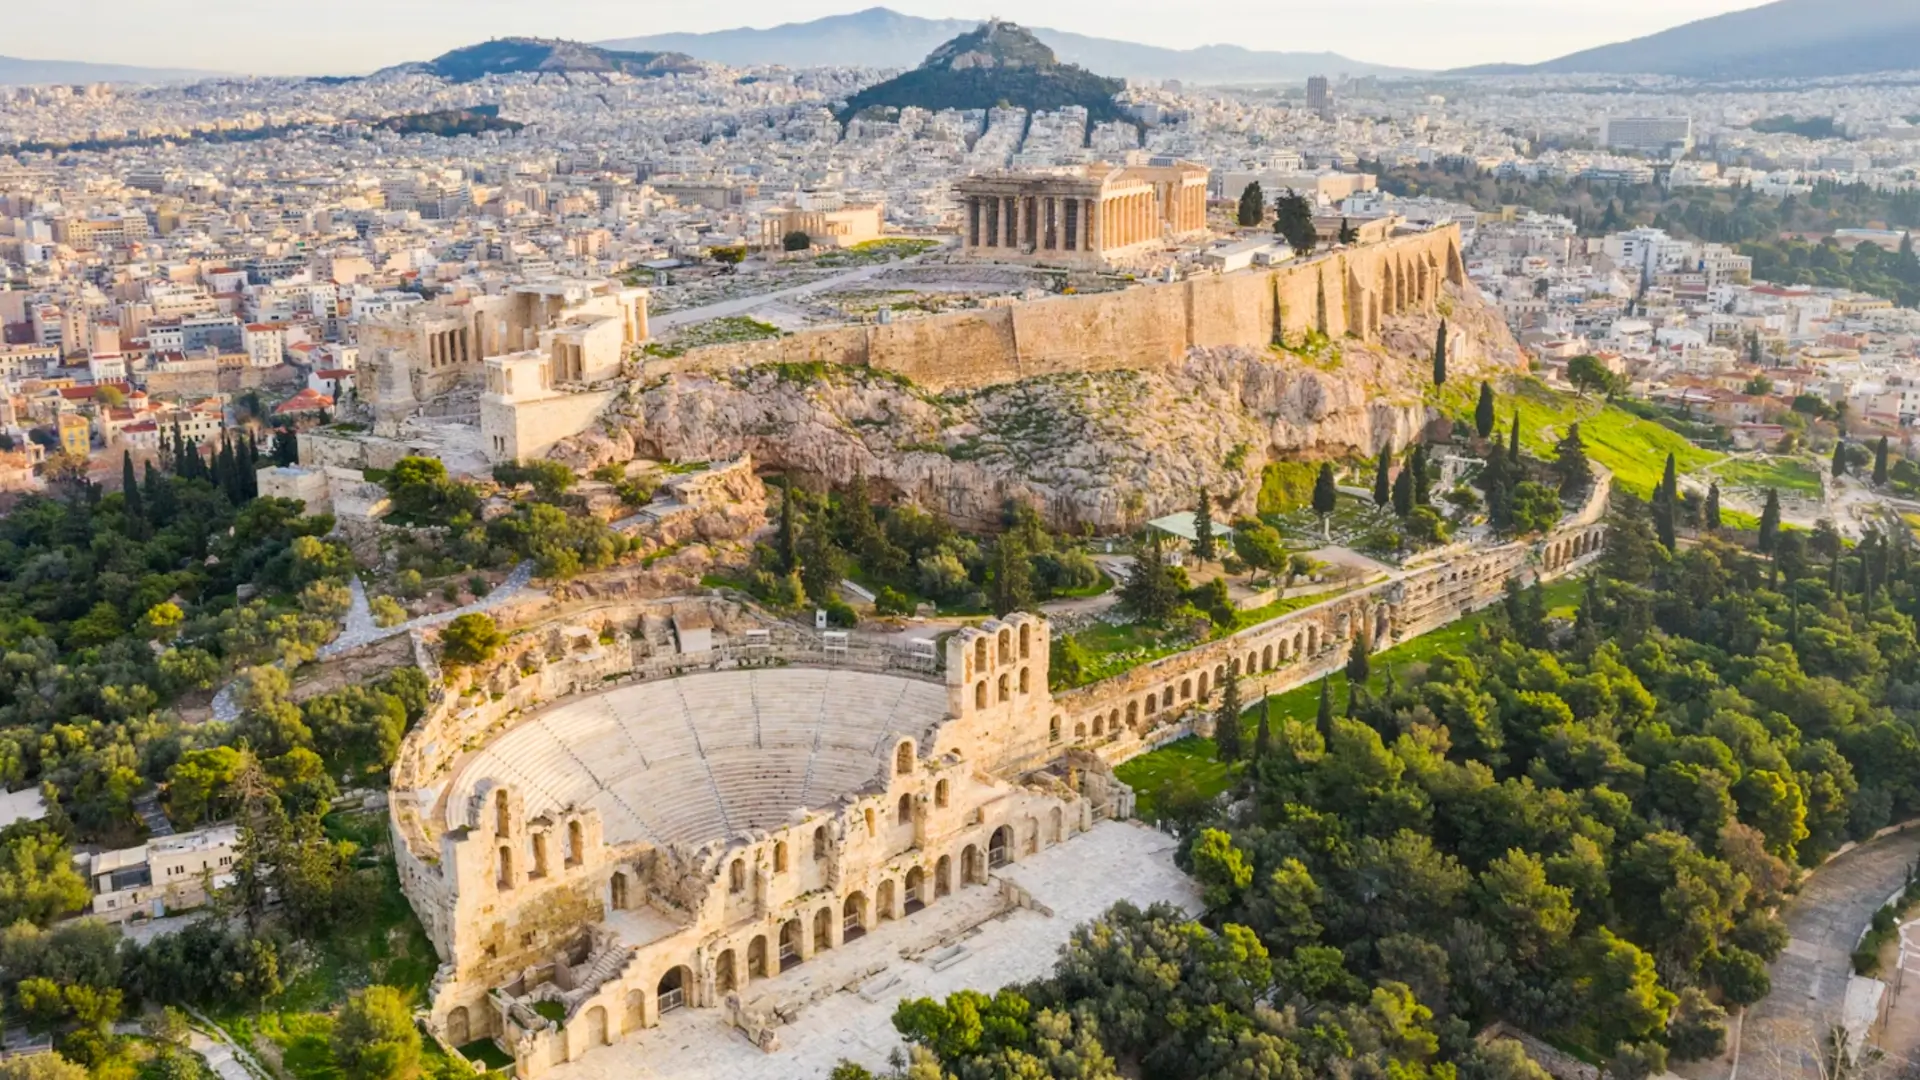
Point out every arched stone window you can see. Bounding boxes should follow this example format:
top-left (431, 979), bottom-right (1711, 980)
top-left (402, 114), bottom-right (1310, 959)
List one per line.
top-left (997, 673), bottom-right (1010, 702)
top-left (997, 628), bottom-right (1011, 664)
top-left (716, 949), bottom-right (738, 994)
top-left (1019, 624), bottom-right (1031, 659)
top-left (530, 832), bottom-right (548, 878)
top-left (814, 906), bottom-right (835, 952)
top-left (749, 935), bottom-right (769, 977)
top-left (975, 681), bottom-right (987, 710)
top-left (1049, 716), bottom-right (1061, 743)
top-left (1181, 678), bottom-right (1192, 700)
top-left (1162, 687), bottom-right (1174, 709)
top-left (897, 793), bottom-right (913, 823)
top-left (496, 846), bottom-right (513, 890)
top-left (1092, 715), bottom-right (1104, 737)
top-left (813, 825), bottom-right (828, 861)
top-left (729, 858), bottom-right (745, 893)
top-left (566, 820), bottom-right (583, 867)
top-left (1108, 709), bottom-right (1120, 732)
top-left (935, 779), bottom-right (950, 808)
top-left (1126, 701), bottom-right (1138, 726)
top-left (1018, 667), bottom-right (1029, 693)
top-left (1075, 722), bottom-right (1087, 738)
top-left (1145, 695), bottom-right (1157, 715)
top-left (610, 871), bottom-right (628, 909)
top-left (895, 741), bottom-right (914, 776)
top-left (494, 790), bottom-right (510, 836)
top-left (774, 841), bottom-right (788, 873)
top-left (974, 637), bottom-right (987, 675)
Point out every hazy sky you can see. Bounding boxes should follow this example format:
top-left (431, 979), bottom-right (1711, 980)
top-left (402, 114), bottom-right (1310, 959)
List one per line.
top-left (10, 0), bottom-right (1773, 74)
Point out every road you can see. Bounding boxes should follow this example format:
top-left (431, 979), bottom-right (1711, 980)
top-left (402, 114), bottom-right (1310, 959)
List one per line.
top-left (649, 244), bottom-right (949, 333)
top-left (1688, 825), bottom-right (1920, 1080)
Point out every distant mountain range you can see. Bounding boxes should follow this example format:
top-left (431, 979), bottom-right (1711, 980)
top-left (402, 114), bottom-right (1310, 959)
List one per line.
top-left (836, 20), bottom-right (1127, 124)
top-left (0, 55), bottom-right (219, 86)
top-left (1453, 0), bottom-right (1920, 79)
top-left (372, 38), bottom-right (702, 83)
top-left (602, 7), bottom-right (1410, 83)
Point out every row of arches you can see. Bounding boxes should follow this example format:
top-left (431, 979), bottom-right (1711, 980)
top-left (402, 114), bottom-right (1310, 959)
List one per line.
top-left (495, 797), bottom-right (586, 891)
top-left (552, 818), bottom-right (1066, 1065)
top-left (965, 620), bottom-right (1035, 681)
top-left (1543, 528), bottom-right (1604, 571)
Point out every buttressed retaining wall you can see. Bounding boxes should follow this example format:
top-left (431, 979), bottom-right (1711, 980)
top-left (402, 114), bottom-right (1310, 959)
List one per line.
top-left (657, 227), bottom-right (1469, 392)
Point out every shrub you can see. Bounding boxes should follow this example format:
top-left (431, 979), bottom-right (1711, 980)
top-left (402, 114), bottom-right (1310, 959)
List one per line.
top-left (441, 613), bottom-right (504, 666)
top-left (783, 230), bottom-right (812, 252)
top-left (823, 597), bottom-right (859, 627)
top-left (370, 596), bottom-right (407, 629)
top-left (874, 586), bottom-right (914, 616)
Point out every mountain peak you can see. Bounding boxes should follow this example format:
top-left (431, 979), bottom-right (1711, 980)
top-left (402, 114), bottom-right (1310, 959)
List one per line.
top-left (921, 20), bottom-right (1061, 71)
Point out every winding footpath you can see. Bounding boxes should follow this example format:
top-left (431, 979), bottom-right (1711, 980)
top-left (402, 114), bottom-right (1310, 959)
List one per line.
top-left (1688, 825), bottom-right (1920, 1080)
top-left (209, 561), bottom-right (538, 722)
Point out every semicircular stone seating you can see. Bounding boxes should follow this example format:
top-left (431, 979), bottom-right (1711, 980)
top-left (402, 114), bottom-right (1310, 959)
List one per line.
top-left (450, 669), bottom-right (949, 849)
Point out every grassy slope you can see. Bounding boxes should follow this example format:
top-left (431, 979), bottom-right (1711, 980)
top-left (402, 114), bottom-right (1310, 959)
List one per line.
top-left (1437, 378), bottom-right (1722, 499)
top-left (1118, 578), bottom-right (1585, 818)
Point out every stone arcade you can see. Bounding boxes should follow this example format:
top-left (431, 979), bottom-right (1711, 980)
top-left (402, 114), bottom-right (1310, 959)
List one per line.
top-left (392, 475), bottom-right (1609, 1077)
top-left (395, 611), bottom-right (1129, 1078)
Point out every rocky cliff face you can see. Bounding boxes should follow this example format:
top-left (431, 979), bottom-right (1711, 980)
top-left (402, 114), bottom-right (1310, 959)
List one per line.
top-left (554, 285), bottom-right (1523, 532)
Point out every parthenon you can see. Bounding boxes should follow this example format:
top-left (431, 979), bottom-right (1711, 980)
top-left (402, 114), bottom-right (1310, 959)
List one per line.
top-left (954, 160), bottom-right (1210, 269)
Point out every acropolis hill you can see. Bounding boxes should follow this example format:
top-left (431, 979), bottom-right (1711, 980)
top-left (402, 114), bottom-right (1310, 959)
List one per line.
top-left (548, 226), bottom-right (1511, 531)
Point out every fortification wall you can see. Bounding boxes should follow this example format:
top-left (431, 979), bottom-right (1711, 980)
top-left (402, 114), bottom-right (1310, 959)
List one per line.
top-left (652, 228), bottom-right (1467, 392)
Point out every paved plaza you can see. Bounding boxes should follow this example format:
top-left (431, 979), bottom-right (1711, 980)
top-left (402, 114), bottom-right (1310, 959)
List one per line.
top-left (551, 820), bottom-right (1200, 1080)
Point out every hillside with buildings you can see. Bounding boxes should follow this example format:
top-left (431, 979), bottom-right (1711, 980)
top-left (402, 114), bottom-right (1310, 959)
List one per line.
top-left (836, 20), bottom-right (1128, 126)
top-left (375, 37), bottom-right (702, 83)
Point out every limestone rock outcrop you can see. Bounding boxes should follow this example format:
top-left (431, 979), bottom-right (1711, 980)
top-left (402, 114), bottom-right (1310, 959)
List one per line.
top-left (558, 286), bottom-right (1523, 532)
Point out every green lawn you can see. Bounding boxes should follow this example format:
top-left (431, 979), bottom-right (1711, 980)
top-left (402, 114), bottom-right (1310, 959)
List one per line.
top-left (1118, 577), bottom-right (1585, 818)
top-left (1502, 381), bottom-right (1722, 498)
top-left (1713, 456), bottom-right (1822, 496)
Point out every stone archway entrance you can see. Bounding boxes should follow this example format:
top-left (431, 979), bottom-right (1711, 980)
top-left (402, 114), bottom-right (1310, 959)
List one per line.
top-left (905, 867), bottom-right (927, 913)
top-left (935, 855), bottom-right (952, 897)
top-left (779, 919), bottom-right (804, 970)
top-left (656, 967), bottom-right (690, 1015)
top-left (989, 826), bottom-right (1013, 868)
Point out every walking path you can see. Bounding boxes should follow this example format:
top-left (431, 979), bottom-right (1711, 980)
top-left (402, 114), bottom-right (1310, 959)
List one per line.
top-left (1685, 824), bottom-right (1920, 1080)
top-left (211, 561), bottom-right (538, 722)
top-left (649, 247), bottom-right (947, 333)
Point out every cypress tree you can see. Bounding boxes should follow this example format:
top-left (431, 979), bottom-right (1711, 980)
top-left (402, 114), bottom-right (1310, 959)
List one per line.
top-left (1554, 424), bottom-right (1593, 498)
top-left (1253, 696), bottom-right (1273, 761)
top-left (1392, 466), bottom-right (1414, 517)
top-left (1660, 453), bottom-right (1677, 502)
top-left (1236, 181), bottom-right (1265, 228)
top-left (1345, 628), bottom-right (1371, 689)
top-left (1315, 677), bottom-right (1334, 739)
top-left (1875, 436), bottom-right (1890, 486)
top-left (1373, 449), bottom-right (1392, 507)
top-left (777, 480), bottom-right (799, 573)
top-left (1312, 463), bottom-right (1337, 518)
top-left (1474, 380), bottom-right (1496, 439)
top-left (1410, 445), bottom-right (1431, 505)
top-left (1654, 489), bottom-right (1676, 552)
top-left (1215, 663), bottom-right (1243, 763)
top-left (121, 450), bottom-right (142, 521)
top-left (1432, 319), bottom-right (1448, 386)
top-left (1833, 438), bottom-right (1847, 478)
top-left (1705, 482), bottom-right (1721, 531)
top-left (1508, 410), bottom-right (1522, 464)
top-left (1193, 488), bottom-right (1216, 562)
top-left (1758, 488), bottom-right (1781, 554)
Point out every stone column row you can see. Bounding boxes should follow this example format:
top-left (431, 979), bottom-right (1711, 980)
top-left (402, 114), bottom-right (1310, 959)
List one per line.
top-left (968, 194), bottom-right (1103, 254)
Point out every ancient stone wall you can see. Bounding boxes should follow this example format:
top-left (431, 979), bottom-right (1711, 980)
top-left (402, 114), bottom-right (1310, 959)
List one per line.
top-left (654, 228), bottom-right (1467, 392)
